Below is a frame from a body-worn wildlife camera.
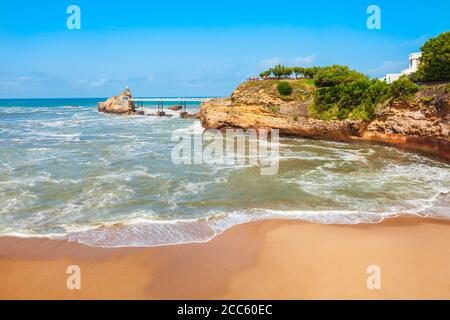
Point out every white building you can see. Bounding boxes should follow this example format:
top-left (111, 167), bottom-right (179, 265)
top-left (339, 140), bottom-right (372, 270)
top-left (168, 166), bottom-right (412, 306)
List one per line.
top-left (382, 52), bottom-right (422, 84)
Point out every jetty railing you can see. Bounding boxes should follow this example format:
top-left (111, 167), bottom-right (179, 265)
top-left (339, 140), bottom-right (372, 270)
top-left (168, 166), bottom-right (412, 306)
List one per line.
top-left (128, 97), bottom-right (217, 114)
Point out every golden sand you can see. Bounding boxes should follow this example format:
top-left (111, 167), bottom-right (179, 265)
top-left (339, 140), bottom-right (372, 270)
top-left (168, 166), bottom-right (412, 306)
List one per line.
top-left (0, 217), bottom-right (449, 300)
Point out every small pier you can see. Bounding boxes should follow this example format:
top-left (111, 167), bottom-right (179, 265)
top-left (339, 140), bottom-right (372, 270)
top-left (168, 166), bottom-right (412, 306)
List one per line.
top-left (129, 97), bottom-right (211, 117)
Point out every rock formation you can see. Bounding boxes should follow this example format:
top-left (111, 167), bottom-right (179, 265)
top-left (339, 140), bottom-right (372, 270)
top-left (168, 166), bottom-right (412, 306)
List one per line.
top-left (363, 84), bottom-right (450, 159)
top-left (180, 111), bottom-right (201, 119)
top-left (98, 87), bottom-right (140, 115)
top-left (200, 80), bottom-right (450, 161)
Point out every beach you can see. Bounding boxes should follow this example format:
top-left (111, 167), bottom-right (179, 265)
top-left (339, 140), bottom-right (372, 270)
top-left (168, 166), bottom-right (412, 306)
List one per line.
top-left (1, 216), bottom-right (449, 300)
top-left (1, 0), bottom-right (449, 304)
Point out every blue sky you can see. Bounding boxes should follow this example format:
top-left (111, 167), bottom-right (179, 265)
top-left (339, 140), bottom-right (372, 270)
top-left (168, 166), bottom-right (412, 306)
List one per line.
top-left (0, 0), bottom-right (449, 98)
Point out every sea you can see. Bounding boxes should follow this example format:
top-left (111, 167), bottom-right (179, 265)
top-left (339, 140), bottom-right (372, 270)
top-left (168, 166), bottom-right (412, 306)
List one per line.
top-left (0, 98), bottom-right (449, 247)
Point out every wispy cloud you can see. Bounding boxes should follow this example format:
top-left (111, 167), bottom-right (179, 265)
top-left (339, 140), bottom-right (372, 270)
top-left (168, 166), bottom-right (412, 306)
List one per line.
top-left (74, 78), bottom-right (107, 88)
top-left (293, 54), bottom-right (317, 66)
top-left (368, 61), bottom-right (407, 77)
top-left (260, 55), bottom-right (317, 69)
top-left (403, 34), bottom-right (430, 47)
top-left (260, 57), bottom-right (282, 68)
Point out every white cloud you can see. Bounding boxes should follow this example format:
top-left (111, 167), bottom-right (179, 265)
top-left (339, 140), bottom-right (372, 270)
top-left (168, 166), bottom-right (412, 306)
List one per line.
top-left (293, 54), bottom-right (317, 66)
top-left (260, 55), bottom-right (317, 69)
top-left (368, 61), bottom-right (407, 76)
top-left (89, 78), bottom-right (107, 88)
top-left (74, 78), bottom-right (107, 88)
top-left (260, 57), bottom-right (282, 68)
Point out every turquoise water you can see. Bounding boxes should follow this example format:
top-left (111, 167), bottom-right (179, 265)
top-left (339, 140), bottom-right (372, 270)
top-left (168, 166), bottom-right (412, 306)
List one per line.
top-left (0, 99), bottom-right (449, 247)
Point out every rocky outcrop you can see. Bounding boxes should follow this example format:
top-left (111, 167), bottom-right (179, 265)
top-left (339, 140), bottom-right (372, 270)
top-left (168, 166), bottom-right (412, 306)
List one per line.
top-left (363, 85), bottom-right (450, 159)
top-left (180, 112), bottom-right (201, 119)
top-left (231, 80), bottom-right (313, 117)
top-left (200, 81), bottom-right (450, 161)
top-left (98, 87), bottom-right (140, 115)
top-left (168, 105), bottom-right (183, 111)
top-left (200, 104), bottom-right (365, 141)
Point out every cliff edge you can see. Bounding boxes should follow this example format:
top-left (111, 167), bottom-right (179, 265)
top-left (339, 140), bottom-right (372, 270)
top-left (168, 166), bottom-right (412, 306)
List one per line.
top-left (200, 80), bottom-right (450, 160)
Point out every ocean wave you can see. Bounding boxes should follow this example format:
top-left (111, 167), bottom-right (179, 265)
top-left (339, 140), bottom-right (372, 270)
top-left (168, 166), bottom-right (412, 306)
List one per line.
top-left (1, 190), bottom-right (448, 248)
top-left (28, 204), bottom-right (450, 247)
top-left (1, 104), bottom-right (450, 248)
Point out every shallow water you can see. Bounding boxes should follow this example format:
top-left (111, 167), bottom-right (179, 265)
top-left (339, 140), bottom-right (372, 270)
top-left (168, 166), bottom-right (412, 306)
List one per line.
top-left (0, 99), bottom-right (449, 247)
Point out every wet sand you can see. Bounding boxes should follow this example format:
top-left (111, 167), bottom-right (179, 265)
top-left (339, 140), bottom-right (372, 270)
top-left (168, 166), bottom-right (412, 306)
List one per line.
top-left (0, 217), bottom-right (450, 300)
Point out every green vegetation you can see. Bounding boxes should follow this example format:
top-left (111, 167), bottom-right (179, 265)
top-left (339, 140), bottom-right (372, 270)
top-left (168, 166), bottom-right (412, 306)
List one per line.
top-left (259, 65), bottom-right (426, 121)
top-left (256, 31), bottom-right (450, 121)
top-left (256, 65), bottom-right (423, 121)
top-left (277, 81), bottom-right (293, 96)
top-left (259, 65), bottom-right (319, 80)
top-left (309, 78), bottom-right (389, 121)
top-left (412, 31), bottom-right (450, 82)
top-left (237, 78), bottom-right (315, 103)
top-left (314, 65), bottom-right (366, 87)
top-left (309, 75), bottom-right (420, 121)
top-left (388, 76), bottom-right (419, 99)
top-left (269, 105), bottom-right (280, 113)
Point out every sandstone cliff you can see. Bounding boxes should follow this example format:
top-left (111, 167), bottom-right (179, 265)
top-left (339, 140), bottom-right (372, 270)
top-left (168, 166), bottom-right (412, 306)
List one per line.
top-left (98, 87), bottom-right (139, 115)
top-left (200, 80), bottom-right (450, 161)
top-left (364, 84), bottom-right (450, 159)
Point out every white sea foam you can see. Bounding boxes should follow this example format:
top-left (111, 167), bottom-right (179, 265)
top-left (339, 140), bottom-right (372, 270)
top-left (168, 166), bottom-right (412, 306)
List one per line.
top-left (2, 104), bottom-right (450, 248)
top-left (2, 188), bottom-right (448, 248)
top-left (46, 205), bottom-right (441, 248)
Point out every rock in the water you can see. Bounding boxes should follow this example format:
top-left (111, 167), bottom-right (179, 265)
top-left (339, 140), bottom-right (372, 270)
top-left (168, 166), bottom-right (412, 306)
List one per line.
top-left (180, 111), bottom-right (201, 119)
top-left (168, 105), bottom-right (183, 111)
top-left (98, 87), bottom-right (141, 115)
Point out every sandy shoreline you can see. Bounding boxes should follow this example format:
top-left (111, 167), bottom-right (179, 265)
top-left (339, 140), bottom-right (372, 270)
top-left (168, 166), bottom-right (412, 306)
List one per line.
top-left (1, 217), bottom-right (450, 300)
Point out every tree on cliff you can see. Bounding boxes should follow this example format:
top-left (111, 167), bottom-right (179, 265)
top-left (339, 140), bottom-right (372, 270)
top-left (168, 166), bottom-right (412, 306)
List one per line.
top-left (414, 31), bottom-right (450, 82)
top-left (260, 70), bottom-right (272, 78)
top-left (388, 76), bottom-right (419, 99)
top-left (301, 67), bottom-right (320, 79)
top-left (272, 65), bottom-right (292, 78)
top-left (314, 65), bottom-right (366, 87)
top-left (292, 67), bottom-right (304, 79)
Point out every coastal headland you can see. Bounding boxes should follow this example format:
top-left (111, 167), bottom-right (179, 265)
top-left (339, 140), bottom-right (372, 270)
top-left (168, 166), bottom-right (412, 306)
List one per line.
top-left (97, 79), bottom-right (449, 162)
top-left (200, 80), bottom-right (450, 161)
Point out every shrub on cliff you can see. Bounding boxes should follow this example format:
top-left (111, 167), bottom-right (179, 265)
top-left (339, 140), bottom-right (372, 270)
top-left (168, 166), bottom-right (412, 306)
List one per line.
top-left (260, 70), bottom-right (272, 78)
top-left (310, 79), bottom-right (389, 121)
top-left (260, 65), bottom-right (322, 80)
top-left (260, 65), bottom-right (293, 79)
top-left (301, 67), bottom-right (320, 79)
top-left (414, 31), bottom-right (450, 82)
top-left (389, 76), bottom-right (419, 99)
top-left (277, 81), bottom-right (293, 96)
top-left (314, 65), bottom-right (366, 87)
